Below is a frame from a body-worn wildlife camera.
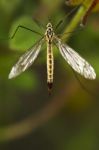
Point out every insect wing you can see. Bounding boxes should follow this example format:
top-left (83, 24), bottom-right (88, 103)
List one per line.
top-left (9, 38), bottom-right (44, 79)
top-left (56, 39), bottom-right (96, 79)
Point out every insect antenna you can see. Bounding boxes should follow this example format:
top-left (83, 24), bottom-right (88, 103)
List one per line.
top-left (33, 17), bottom-right (46, 29)
top-left (48, 16), bottom-right (52, 23)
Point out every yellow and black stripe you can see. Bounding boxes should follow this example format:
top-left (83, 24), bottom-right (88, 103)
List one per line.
top-left (47, 40), bottom-right (54, 93)
top-left (45, 23), bottom-right (54, 94)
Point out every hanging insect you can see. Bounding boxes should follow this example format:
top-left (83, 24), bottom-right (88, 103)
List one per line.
top-left (8, 22), bottom-right (96, 94)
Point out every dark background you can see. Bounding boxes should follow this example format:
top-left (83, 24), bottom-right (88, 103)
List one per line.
top-left (0, 0), bottom-right (99, 150)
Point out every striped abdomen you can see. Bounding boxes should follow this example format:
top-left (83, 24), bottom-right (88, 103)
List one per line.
top-left (47, 41), bottom-right (54, 93)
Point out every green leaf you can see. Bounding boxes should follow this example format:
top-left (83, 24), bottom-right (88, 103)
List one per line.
top-left (9, 16), bottom-right (43, 51)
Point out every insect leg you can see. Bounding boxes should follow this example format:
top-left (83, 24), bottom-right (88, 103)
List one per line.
top-left (72, 68), bottom-right (97, 98)
top-left (10, 25), bottom-right (43, 39)
top-left (54, 4), bottom-right (80, 30)
top-left (0, 25), bottom-right (43, 40)
top-left (33, 18), bottom-right (46, 29)
top-left (57, 27), bottom-right (83, 40)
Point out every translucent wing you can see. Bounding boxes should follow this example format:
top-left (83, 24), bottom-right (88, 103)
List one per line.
top-left (9, 38), bottom-right (44, 79)
top-left (56, 39), bottom-right (96, 79)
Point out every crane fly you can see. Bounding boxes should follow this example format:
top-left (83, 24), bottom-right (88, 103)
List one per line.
top-left (9, 22), bottom-right (96, 93)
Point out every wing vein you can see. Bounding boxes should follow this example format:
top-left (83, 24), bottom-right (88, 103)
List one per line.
top-left (9, 37), bottom-right (44, 79)
top-left (55, 37), bottom-right (96, 80)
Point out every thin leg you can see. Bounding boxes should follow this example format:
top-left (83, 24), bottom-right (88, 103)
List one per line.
top-left (54, 4), bottom-right (80, 30)
top-left (1, 25), bottom-right (43, 40)
top-left (33, 18), bottom-right (46, 29)
top-left (57, 27), bottom-right (83, 39)
top-left (72, 68), bottom-right (97, 98)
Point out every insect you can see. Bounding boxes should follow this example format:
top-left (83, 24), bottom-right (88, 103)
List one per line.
top-left (8, 22), bottom-right (96, 94)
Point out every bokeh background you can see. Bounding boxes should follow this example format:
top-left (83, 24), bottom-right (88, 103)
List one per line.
top-left (0, 0), bottom-right (99, 150)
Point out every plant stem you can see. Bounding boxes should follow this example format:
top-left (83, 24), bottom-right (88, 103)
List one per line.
top-left (62, 0), bottom-right (94, 40)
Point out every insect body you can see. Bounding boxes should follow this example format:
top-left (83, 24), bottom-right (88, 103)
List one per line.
top-left (9, 22), bottom-right (96, 93)
top-left (45, 23), bottom-right (54, 92)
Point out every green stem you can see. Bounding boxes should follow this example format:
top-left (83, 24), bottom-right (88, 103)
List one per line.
top-left (62, 0), bottom-right (94, 40)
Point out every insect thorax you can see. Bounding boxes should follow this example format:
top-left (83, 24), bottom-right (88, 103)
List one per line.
top-left (45, 23), bottom-right (54, 42)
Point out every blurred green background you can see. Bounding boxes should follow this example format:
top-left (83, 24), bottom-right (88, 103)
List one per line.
top-left (0, 0), bottom-right (99, 150)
